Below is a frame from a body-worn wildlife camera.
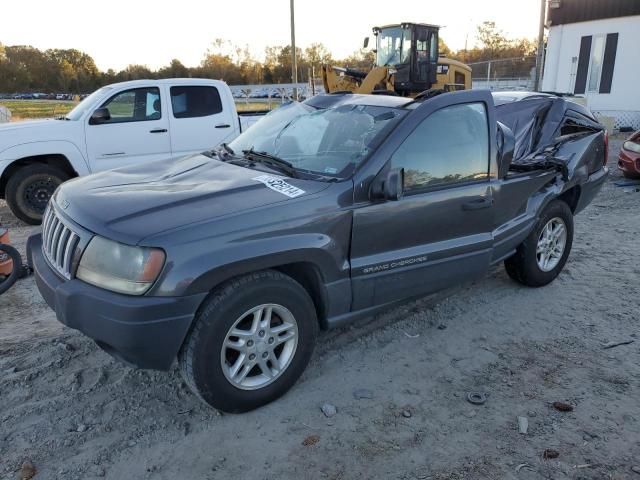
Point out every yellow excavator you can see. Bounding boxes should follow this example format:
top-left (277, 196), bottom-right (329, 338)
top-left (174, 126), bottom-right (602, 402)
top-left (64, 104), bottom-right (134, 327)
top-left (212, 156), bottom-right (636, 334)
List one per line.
top-left (322, 22), bottom-right (472, 97)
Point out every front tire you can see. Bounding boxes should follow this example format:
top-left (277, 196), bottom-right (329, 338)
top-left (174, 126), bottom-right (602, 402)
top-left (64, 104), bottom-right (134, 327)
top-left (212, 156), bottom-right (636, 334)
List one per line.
top-left (179, 270), bottom-right (318, 413)
top-left (5, 164), bottom-right (70, 225)
top-left (505, 200), bottom-right (574, 287)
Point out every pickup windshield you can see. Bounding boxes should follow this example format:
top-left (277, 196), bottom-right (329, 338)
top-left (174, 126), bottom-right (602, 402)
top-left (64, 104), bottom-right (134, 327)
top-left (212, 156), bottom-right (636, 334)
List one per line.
top-left (65, 87), bottom-right (113, 121)
top-left (228, 103), bottom-right (406, 178)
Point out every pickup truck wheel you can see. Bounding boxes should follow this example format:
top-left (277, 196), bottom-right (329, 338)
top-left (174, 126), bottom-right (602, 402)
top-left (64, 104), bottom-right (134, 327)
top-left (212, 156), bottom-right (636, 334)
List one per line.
top-left (504, 200), bottom-right (574, 287)
top-left (179, 270), bottom-right (318, 413)
top-left (6, 164), bottom-right (69, 225)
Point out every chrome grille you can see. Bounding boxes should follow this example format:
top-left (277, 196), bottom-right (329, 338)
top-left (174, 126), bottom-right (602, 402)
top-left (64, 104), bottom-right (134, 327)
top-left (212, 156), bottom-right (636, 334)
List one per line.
top-left (41, 206), bottom-right (80, 280)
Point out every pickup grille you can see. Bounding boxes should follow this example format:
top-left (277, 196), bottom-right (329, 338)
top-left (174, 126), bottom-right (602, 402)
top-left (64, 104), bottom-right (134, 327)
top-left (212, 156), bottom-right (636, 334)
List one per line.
top-left (41, 205), bottom-right (81, 280)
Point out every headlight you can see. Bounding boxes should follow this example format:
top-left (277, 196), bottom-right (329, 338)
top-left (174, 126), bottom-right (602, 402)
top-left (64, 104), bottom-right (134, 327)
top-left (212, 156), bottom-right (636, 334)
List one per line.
top-left (623, 141), bottom-right (640, 154)
top-left (76, 236), bottom-right (165, 295)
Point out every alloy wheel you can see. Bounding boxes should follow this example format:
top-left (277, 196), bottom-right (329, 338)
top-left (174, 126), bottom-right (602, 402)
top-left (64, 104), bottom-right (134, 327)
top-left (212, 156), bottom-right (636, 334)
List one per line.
top-left (221, 303), bottom-right (298, 390)
top-left (536, 217), bottom-right (567, 272)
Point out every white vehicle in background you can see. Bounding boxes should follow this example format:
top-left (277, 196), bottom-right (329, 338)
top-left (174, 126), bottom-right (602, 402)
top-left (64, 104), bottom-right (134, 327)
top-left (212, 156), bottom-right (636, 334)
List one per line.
top-left (0, 78), bottom-right (266, 224)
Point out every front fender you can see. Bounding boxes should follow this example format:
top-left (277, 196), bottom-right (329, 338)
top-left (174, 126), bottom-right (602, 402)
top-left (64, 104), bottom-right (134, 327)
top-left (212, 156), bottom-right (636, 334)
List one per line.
top-left (0, 140), bottom-right (90, 176)
top-left (154, 231), bottom-right (350, 298)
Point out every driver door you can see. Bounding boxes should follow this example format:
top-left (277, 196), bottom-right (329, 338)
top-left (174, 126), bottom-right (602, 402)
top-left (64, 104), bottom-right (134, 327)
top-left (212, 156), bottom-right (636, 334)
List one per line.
top-left (350, 97), bottom-right (495, 310)
top-left (85, 87), bottom-right (171, 172)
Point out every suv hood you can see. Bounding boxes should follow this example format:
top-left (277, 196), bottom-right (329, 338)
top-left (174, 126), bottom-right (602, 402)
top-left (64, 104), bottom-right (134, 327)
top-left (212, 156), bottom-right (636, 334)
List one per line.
top-left (55, 154), bottom-right (330, 245)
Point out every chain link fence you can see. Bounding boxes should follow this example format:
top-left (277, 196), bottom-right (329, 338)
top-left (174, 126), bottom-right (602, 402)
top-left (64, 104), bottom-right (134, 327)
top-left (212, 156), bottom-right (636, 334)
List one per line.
top-left (468, 56), bottom-right (537, 91)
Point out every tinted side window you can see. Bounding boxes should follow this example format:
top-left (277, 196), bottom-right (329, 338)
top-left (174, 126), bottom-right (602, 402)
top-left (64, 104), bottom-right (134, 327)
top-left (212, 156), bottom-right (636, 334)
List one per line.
top-left (391, 103), bottom-right (489, 191)
top-left (170, 86), bottom-right (222, 118)
top-left (100, 88), bottom-right (161, 123)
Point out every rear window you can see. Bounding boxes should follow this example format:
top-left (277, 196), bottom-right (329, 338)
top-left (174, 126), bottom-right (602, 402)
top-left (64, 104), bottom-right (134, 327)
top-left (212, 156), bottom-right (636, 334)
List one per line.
top-left (170, 86), bottom-right (222, 118)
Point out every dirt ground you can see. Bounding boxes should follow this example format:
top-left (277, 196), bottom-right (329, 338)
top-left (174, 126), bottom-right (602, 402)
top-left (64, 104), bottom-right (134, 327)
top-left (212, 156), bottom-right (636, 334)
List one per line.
top-left (1, 136), bottom-right (639, 480)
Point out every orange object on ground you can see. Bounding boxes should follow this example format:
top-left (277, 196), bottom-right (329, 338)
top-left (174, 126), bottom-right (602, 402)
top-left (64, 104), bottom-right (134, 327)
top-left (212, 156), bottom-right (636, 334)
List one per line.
top-left (0, 228), bottom-right (14, 276)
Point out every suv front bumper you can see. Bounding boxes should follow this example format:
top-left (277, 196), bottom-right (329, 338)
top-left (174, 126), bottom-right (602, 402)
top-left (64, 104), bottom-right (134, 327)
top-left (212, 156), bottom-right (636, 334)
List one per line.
top-left (28, 234), bottom-right (206, 370)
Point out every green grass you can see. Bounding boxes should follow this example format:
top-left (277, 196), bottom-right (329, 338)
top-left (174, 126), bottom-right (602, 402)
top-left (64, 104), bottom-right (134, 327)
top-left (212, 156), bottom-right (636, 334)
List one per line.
top-left (0, 100), bottom-right (77, 120)
top-left (1, 99), bottom-right (276, 121)
top-left (236, 102), bottom-right (278, 112)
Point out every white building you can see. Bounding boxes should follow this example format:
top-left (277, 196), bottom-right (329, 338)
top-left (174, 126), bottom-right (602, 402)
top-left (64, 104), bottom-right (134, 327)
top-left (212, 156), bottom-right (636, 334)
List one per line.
top-left (542, 0), bottom-right (640, 129)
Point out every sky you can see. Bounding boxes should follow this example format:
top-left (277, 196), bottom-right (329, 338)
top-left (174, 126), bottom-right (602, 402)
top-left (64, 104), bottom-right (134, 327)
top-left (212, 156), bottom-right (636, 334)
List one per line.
top-left (2, 0), bottom-right (542, 71)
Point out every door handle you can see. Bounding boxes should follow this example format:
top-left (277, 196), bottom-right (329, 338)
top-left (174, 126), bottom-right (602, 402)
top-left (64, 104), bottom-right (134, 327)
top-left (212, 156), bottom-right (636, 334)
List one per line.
top-left (462, 196), bottom-right (494, 210)
top-left (149, 128), bottom-right (167, 133)
top-left (215, 124), bottom-right (231, 129)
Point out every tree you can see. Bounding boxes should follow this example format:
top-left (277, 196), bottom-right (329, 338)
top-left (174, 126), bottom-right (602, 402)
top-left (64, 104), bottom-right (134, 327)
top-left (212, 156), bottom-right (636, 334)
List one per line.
top-left (1, 46), bottom-right (50, 91)
top-left (459, 22), bottom-right (538, 78)
top-left (46, 49), bottom-right (100, 92)
top-left (116, 64), bottom-right (155, 81)
top-left (438, 38), bottom-right (452, 57)
top-left (305, 43), bottom-right (332, 76)
top-left (338, 49), bottom-right (375, 70)
top-left (0, 29), bottom-right (540, 94)
top-left (57, 59), bottom-right (76, 92)
top-left (476, 21), bottom-right (508, 58)
top-left (197, 38), bottom-right (246, 84)
top-left (158, 59), bottom-right (189, 78)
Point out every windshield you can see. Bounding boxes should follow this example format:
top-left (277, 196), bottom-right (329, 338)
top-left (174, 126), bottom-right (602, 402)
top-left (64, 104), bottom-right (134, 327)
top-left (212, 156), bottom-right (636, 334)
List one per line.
top-left (376, 27), bottom-right (411, 66)
top-left (229, 103), bottom-right (406, 178)
top-left (65, 87), bottom-right (112, 121)
top-left (229, 102), bottom-right (314, 152)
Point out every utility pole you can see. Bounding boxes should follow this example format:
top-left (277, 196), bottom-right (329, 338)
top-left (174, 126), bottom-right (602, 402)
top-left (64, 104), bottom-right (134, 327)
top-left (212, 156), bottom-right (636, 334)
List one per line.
top-left (534, 0), bottom-right (546, 91)
top-left (290, 0), bottom-right (298, 100)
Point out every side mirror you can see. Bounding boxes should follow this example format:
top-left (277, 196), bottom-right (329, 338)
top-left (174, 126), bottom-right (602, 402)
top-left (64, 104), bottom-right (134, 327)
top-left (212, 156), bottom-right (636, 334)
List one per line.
top-left (370, 167), bottom-right (404, 201)
top-left (496, 122), bottom-right (515, 178)
top-left (363, 36), bottom-right (370, 49)
top-left (89, 107), bottom-right (111, 125)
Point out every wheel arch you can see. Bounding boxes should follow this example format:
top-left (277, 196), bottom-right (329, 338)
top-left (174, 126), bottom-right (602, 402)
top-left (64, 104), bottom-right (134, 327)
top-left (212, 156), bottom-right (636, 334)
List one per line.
top-left (181, 255), bottom-right (339, 331)
top-left (557, 184), bottom-right (581, 213)
top-left (0, 153), bottom-right (79, 199)
top-left (272, 262), bottom-right (329, 328)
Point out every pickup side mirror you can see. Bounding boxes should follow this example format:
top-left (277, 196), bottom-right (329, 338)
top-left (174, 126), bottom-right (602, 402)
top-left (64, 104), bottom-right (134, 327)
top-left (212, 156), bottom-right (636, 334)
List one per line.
top-left (363, 36), bottom-right (370, 49)
top-left (496, 121), bottom-right (515, 178)
top-left (89, 107), bottom-right (111, 125)
top-left (370, 167), bottom-right (404, 201)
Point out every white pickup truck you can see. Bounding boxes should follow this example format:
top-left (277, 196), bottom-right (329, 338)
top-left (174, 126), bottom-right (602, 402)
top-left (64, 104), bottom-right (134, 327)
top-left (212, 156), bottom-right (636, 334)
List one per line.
top-left (0, 78), bottom-right (265, 223)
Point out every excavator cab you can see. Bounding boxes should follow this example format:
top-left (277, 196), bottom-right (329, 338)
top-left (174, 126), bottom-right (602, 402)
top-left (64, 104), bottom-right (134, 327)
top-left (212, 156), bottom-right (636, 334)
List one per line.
top-left (321, 21), bottom-right (470, 97)
top-left (372, 23), bottom-right (439, 95)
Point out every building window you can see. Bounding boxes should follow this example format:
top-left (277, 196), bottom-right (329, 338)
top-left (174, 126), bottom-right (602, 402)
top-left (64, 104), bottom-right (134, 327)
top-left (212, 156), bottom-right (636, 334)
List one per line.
top-left (587, 35), bottom-right (605, 92)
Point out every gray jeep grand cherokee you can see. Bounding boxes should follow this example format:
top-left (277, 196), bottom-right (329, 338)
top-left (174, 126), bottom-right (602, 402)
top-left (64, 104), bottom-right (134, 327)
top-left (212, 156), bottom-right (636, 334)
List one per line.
top-left (28, 90), bottom-right (608, 412)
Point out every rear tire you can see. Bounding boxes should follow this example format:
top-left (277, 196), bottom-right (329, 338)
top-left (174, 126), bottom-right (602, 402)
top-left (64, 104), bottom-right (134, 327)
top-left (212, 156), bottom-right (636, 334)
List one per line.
top-left (6, 164), bottom-right (70, 225)
top-left (505, 200), bottom-right (574, 287)
top-left (179, 270), bottom-right (318, 413)
top-left (622, 170), bottom-right (640, 180)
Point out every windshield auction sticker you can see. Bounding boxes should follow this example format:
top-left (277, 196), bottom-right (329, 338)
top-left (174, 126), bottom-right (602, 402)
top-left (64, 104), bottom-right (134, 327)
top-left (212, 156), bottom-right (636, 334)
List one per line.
top-left (253, 175), bottom-right (305, 198)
